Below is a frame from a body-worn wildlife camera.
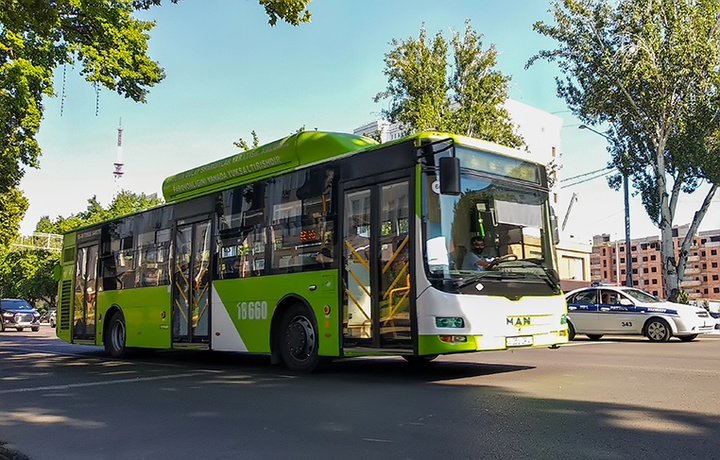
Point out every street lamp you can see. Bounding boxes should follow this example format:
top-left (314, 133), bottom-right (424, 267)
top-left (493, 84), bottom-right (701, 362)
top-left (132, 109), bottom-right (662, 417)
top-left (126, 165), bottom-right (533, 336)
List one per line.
top-left (579, 124), bottom-right (632, 287)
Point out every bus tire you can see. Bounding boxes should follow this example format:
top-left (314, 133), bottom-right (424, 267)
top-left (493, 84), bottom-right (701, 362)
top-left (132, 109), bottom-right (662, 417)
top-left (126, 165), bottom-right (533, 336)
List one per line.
top-left (278, 303), bottom-right (319, 373)
top-left (104, 311), bottom-right (128, 358)
top-left (586, 334), bottom-right (603, 341)
top-left (645, 318), bottom-right (671, 342)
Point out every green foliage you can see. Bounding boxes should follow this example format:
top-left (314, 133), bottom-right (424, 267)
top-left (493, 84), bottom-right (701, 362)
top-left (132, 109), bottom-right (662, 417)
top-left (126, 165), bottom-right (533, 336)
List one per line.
top-left (0, 0), bottom-right (312, 254)
top-left (36, 190), bottom-right (164, 234)
top-left (258, 0), bottom-right (312, 26)
top-left (529, 0), bottom-right (720, 296)
top-left (0, 249), bottom-right (60, 308)
top-left (0, 188), bottom-right (28, 249)
top-left (375, 21), bottom-right (522, 148)
top-left (677, 290), bottom-right (689, 305)
top-left (234, 130), bottom-right (260, 151)
top-left (375, 25), bottom-right (449, 136)
top-left (233, 126), bottom-right (305, 151)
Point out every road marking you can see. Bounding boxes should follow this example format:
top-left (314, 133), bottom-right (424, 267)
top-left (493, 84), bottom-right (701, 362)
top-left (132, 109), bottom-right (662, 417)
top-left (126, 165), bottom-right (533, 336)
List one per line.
top-left (0, 372), bottom-right (206, 394)
top-left (561, 340), bottom-right (618, 346)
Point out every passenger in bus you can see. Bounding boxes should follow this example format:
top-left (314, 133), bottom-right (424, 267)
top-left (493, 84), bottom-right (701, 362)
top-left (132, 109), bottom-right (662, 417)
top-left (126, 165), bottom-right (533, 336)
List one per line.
top-left (315, 232), bottom-right (334, 266)
top-left (461, 236), bottom-right (498, 271)
top-left (315, 247), bottom-right (334, 265)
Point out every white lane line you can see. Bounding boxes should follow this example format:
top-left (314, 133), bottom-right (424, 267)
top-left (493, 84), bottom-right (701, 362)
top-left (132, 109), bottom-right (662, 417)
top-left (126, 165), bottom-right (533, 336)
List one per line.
top-left (0, 372), bottom-right (205, 394)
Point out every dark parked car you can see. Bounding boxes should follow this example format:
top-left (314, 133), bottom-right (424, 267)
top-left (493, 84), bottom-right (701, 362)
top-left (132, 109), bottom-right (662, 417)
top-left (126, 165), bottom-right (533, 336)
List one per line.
top-left (0, 299), bottom-right (41, 332)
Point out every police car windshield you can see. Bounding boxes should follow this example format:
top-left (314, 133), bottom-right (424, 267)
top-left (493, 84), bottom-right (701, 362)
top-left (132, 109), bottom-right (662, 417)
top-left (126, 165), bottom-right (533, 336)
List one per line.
top-left (622, 289), bottom-right (662, 303)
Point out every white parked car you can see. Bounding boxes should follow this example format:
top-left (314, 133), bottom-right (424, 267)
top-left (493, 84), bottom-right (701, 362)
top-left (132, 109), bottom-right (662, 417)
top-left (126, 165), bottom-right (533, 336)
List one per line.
top-left (709, 311), bottom-right (720, 334)
top-left (565, 285), bottom-right (715, 342)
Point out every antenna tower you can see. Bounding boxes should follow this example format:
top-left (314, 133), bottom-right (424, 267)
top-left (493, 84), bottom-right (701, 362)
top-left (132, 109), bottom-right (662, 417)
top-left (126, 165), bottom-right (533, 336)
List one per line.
top-left (114, 118), bottom-right (124, 190)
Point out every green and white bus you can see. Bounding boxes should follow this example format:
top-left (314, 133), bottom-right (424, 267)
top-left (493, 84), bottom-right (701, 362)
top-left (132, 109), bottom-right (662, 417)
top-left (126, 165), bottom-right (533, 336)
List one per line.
top-left (55, 130), bottom-right (568, 372)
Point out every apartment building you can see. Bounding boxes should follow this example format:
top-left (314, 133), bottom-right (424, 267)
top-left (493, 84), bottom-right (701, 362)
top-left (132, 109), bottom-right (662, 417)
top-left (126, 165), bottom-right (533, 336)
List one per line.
top-left (591, 226), bottom-right (720, 303)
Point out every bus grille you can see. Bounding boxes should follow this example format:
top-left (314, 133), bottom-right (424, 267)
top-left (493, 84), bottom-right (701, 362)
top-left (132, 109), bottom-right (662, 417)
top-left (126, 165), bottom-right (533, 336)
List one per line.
top-left (59, 279), bottom-right (72, 330)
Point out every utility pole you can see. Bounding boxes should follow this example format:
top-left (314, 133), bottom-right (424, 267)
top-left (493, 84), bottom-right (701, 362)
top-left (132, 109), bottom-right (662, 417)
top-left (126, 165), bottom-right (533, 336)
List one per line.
top-left (579, 125), bottom-right (632, 287)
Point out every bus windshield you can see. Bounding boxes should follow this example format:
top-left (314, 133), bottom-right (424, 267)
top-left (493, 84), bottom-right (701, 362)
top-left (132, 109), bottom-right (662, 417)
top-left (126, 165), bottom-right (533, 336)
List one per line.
top-left (423, 147), bottom-right (560, 297)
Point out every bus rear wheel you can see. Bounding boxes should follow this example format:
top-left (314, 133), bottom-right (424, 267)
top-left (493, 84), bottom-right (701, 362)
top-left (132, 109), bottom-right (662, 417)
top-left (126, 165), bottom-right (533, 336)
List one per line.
top-left (278, 304), bottom-right (319, 373)
top-left (104, 311), bottom-right (128, 358)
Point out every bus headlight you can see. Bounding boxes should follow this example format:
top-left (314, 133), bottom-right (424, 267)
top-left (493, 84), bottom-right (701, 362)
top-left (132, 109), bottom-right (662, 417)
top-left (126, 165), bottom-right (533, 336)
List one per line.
top-left (436, 317), bottom-right (465, 328)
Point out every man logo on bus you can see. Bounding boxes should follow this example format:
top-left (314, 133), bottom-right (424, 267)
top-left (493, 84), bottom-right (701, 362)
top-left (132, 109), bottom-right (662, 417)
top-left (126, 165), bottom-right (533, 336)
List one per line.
top-left (507, 316), bottom-right (531, 326)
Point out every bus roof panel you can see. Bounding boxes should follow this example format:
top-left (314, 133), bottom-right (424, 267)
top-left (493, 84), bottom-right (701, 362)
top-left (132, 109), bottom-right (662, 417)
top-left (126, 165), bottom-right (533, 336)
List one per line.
top-left (162, 131), bottom-right (377, 202)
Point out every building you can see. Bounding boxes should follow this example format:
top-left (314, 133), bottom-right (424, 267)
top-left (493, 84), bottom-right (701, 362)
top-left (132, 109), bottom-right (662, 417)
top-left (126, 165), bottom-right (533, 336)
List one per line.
top-left (591, 226), bottom-right (720, 303)
top-left (354, 99), bottom-right (592, 290)
top-left (353, 120), bottom-right (403, 143)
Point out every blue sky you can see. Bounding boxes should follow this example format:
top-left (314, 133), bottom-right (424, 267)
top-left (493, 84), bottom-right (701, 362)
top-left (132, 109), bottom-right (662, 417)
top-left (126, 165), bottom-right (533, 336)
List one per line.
top-left (22, 0), bottom-right (719, 242)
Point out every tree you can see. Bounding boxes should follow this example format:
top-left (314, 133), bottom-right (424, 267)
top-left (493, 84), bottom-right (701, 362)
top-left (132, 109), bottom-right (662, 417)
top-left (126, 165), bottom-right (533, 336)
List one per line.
top-left (0, 188), bottom-right (28, 249)
top-left (0, 0), bottom-right (312, 245)
top-left (529, 0), bottom-right (720, 298)
top-left (234, 130), bottom-right (261, 152)
top-left (0, 249), bottom-right (60, 308)
top-left (36, 190), bottom-right (164, 234)
top-left (374, 21), bottom-right (523, 148)
top-left (233, 126), bottom-right (306, 151)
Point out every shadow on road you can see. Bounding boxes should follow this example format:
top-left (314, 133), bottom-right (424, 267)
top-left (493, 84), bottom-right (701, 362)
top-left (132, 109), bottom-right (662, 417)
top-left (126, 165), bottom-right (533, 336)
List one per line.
top-left (2, 330), bottom-right (720, 459)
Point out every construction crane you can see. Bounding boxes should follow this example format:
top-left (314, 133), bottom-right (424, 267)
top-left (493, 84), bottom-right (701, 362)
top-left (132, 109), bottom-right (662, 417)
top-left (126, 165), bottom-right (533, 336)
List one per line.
top-left (561, 192), bottom-right (578, 231)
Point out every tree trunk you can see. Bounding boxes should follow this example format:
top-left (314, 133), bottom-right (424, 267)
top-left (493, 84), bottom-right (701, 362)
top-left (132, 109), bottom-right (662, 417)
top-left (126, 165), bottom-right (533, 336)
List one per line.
top-left (661, 184), bottom-right (717, 300)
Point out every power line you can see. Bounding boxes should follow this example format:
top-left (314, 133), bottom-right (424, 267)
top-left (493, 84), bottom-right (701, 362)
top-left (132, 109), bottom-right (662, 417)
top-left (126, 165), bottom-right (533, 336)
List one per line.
top-left (560, 169), bottom-right (614, 189)
top-left (560, 166), bottom-right (613, 183)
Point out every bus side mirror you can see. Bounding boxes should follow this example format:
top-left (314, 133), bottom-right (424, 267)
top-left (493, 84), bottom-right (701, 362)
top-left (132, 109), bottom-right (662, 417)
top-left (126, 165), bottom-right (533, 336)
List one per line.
top-left (439, 157), bottom-right (460, 195)
top-left (53, 265), bottom-right (62, 282)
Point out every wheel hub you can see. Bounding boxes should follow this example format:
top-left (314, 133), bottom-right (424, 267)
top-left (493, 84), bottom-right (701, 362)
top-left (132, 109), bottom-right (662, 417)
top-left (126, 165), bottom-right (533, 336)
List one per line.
top-left (286, 316), bottom-right (315, 359)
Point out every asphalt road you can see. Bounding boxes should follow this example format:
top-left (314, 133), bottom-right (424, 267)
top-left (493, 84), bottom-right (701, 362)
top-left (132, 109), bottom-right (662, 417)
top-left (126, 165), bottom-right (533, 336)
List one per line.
top-left (1, 326), bottom-right (720, 460)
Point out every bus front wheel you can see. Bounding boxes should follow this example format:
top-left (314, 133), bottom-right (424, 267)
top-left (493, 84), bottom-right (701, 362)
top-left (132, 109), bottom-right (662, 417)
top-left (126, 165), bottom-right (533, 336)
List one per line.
top-left (104, 311), bottom-right (128, 358)
top-left (278, 304), bottom-right (320, 373)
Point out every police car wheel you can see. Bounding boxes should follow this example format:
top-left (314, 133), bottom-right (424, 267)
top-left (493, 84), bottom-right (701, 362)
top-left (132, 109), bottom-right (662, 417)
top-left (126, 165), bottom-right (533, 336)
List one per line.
top-left (645, 318), bottom-right (671, 342)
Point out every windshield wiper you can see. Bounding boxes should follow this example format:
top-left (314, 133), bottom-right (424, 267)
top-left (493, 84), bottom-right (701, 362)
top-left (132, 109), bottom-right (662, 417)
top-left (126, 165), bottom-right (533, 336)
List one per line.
top-left (454, 271), bottom-right (526, 289)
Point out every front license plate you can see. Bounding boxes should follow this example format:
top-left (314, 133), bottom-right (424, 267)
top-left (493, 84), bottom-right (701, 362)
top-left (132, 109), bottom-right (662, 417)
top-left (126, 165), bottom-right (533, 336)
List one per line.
top-left (507, 336), bottom-right (533, 347)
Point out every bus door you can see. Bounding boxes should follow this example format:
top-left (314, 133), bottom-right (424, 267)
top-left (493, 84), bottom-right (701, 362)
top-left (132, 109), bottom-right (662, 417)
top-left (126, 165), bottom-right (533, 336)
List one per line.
top-left (172, 218), bottom-right (212, 345)
top-left (342, 180), bottom-right (412, 349)
top-left (73, 244), bottom-right (99, 342)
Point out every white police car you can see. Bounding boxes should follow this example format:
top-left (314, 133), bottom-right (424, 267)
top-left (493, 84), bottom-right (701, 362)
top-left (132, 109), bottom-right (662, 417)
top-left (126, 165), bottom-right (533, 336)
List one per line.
top-left (565, 285), bottom-right (715, 342)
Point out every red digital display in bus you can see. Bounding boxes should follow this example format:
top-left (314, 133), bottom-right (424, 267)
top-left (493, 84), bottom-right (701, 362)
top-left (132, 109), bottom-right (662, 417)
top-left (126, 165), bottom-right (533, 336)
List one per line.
top-left (299, 230), bottom-right (317, 242)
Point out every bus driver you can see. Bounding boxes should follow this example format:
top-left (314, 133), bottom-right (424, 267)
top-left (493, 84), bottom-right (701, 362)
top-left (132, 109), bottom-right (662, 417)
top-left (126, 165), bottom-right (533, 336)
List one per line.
top-left (462, 236), bottom-right (498, 271)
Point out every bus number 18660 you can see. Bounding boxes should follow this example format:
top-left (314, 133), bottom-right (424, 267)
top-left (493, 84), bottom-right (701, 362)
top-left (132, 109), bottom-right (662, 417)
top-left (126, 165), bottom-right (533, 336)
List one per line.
top-left (237, 301), bottom-right (268, 320)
